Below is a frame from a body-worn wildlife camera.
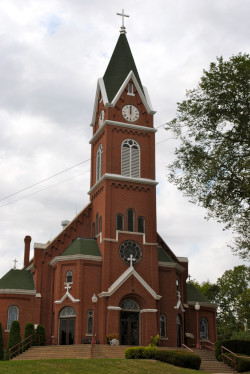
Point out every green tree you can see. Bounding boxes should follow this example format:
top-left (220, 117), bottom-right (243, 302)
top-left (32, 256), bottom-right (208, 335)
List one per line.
top-left (166, 53), bottom-right (250, 260)
top-left (35, 324), bottom-right (46, 346)
top-left (192, 265), bottom-right (250, 340)
top-left (0, 322), bottom-right (3, 360)
top-left (23, 322), bottom-right (35, 351)
top-left (5, 320), bottom-right (22, 360)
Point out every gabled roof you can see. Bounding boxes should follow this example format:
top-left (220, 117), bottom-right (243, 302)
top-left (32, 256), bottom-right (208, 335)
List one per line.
top-left (0, 269), bottom-right (35, 290)
top-left (158, 246), bottom-right (174, 263)
top-left (186, 283), bottom-right (209, 303)
top-left (61, 238), bottom-right (101, 257)
top-left (99, 265), bottom-right (162, 300)
top-left (103, 33), bottom-right (144, 102)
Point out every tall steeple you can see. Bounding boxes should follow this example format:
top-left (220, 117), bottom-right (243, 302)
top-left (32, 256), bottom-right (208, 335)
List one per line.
top-left (103, 33), bottom-right (144, 102)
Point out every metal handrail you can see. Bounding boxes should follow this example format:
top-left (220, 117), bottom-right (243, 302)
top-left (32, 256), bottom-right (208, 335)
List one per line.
top-left (221, 345), bottom-right (250, 370)
top-left (182, 343), bottom-right (194, 352)
top-left (200, 339), bottom-right (214, 351)
top-left (9, 334), bottom-right (33, 360)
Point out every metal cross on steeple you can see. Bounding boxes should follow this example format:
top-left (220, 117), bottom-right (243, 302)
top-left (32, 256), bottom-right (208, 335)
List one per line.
top-left (13, 258), bottom-right (18, 270)
top-left (127, 254), bottom-right (135, 268)
top-left (116, 9), bottom-right (129, 34)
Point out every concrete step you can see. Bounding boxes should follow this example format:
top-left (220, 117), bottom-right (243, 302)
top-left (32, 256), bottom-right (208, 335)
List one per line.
top-left (192, 349), bottom-right (236, 373)
top-left (13, 345), bottom-right (91, 360)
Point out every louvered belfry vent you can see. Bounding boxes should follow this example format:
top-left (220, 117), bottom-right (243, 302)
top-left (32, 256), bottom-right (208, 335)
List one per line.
top-left (121, 139), bottom-right (140, 178)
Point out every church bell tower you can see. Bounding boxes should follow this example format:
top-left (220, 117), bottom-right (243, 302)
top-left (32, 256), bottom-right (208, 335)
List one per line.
top-left (88, 13), bottom-right (161, 344)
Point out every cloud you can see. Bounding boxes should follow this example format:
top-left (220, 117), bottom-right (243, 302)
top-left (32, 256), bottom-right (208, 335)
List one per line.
top-left (0, 0), bottom-right (249, 281)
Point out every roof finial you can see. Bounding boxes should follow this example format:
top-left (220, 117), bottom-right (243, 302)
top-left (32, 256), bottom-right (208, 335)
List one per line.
top-left (116, 9), bottom-right (129, 34)
top-left (13, 258), bottom-right (18, 270)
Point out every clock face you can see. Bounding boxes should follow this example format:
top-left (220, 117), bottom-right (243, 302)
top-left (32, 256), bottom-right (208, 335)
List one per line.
top-left (122, 105), bottom-right (139, 122)
top-left (119, 240), bottom-right (142, 264)
top-left (98, 110), bottom-right (105, 127)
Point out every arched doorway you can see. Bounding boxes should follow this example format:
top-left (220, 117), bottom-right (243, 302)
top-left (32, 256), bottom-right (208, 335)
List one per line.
top-left (176, 314), bottom-right (182, 347)
top-left (120, 299), bottom-right (140, 345)
top-left (59, 306), bottom-right (76, 345)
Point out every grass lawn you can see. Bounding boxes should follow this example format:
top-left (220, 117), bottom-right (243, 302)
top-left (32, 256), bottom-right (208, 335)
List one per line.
top-left (0, 358), bottom-right (210, 374)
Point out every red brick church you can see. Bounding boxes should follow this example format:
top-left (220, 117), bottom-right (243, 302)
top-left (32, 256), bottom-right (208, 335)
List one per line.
top-left (0, 18), bottom-right (217, 350)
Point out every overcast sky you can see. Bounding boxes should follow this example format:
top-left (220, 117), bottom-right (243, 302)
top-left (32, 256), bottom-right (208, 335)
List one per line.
top-left (0, 0), bottom-right (249, 283)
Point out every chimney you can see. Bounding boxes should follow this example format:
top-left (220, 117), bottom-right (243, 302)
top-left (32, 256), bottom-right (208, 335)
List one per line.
top-left (24, 236), bottom-right (32, 268)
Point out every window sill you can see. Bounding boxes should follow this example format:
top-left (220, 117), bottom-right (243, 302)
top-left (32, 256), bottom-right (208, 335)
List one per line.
top-left (85, 333), bottom-right (93, 336)
top-left (127, 93), bottom-right (135, 96)
top-left (5, 329), bottom-right (10, 333)
top-left (160, 337), bottom-right (168, 340)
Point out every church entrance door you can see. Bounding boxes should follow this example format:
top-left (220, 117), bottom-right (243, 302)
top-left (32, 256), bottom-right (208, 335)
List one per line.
top-left (59, 306), bottom-right (76, 345)
top-left (120, 299), bottom-right (140, 345)
top-left (59, 318), bottom-right (75, 345)
top-left (120, 311), bottom-right (139, 345)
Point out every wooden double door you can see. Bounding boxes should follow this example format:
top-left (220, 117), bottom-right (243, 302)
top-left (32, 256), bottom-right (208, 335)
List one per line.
top-left (120, 311), bottom-right (139, 345)
top-left (59, 318), bottom-right (75, 345)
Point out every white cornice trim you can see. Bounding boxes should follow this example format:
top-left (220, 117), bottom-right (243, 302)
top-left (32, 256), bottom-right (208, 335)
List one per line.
top-left (111, 71), bottom-right (156, 114)
top-left (98, 266), bottom-right (161, 300)
top-left (98, 231), bottom-right (158, 247)
top-left (188, 301), bottom-right (217, 309)
top-left (158, 261), bottom-right (185, 272)
top-left (89, 119), bottom-right (157, 144)
top-left (0, 289), bottom-right (36, 295)
top-left (88, 173), bottom-right (157, 195)
top-left (25, 263), bottom-right (34, 271)
top-left (34, 243), bottom-right (47, 249)
top-left (177, 257), bottom-right (188, 263)
top-left (107, 306), bottom-right (121, 311)
top-left (140, 309), bottom-right (158, 313)
top-left (49, 254), bottom-right (102, 266)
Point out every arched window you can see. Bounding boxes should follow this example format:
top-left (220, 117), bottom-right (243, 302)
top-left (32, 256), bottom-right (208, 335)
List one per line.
top-left (7, 306), bottom-right (19, 330)
top-left (116, 214), bottom-right (124, 230)
top-left (138, 216), bottom-right (145, 233)
top-left (99, 216), bottom-right (102, 233)
top-left (92, 223), bottom-right (95, 237)
top-left (128, 83), bottom-right (134, 95)
top-left (121, 139), bottom-right (140, 178)
top-left (160, 314), bottom-right (167, 338)
top-left (96, 144), bottom-right (103, 182)
top-left (200, 318), bottom-right (209, 340)
top-left (120, 299), bottom-right (140, 311)
top-left (127, 209), bottom-right (134, 232)
top-left (96, 213), bottom-right (99, 235)
top-left (87, 309), bottom-right (93, 334)
top-left (59, 306), bottom-right (76, 318)
top-left (66, 270), bottom-right (72, 283)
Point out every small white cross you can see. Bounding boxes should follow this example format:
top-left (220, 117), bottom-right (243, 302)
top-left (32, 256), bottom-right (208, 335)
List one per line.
top-left (127, 254), bottom-right (135, 268)
top-left (65, 283), bottom-right (71, 293)
top-left (13, 259), bottom-right (18, 270)
top-left (117, 9), bottom-right (129, 33)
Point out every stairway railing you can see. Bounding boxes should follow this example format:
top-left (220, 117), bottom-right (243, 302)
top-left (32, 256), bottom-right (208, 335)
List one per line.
top-left (8, 334), bottom-right (33, 360)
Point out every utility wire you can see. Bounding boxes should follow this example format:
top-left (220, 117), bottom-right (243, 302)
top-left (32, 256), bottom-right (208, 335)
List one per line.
top-left (0, 124), bottom-right (176, 206)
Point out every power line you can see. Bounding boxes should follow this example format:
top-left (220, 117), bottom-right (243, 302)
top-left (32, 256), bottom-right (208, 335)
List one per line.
top-left (0, 124), bottom-right (175, 206)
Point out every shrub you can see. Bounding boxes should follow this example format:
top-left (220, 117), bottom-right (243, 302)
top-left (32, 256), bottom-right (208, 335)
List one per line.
top-left (125, 347), bottom-right (158, 359)
top-left (0, 322), bottom-right (3, 360)
top-left (35, 324), bottom-right (46, 346)
top-left (215, 339), bottom-right (250, 361)
top-left (236, 356), bottom-right (250, 372)
top-left (148, 334), bottom-right (160, 347)
top-left (23, 323), bottom-right (35, 351)
top-left (124, 347), bottom-right (201, 370)
top-left (230, 330), bottom-right (250, 341)
top-left (5, 321), bottom-right (22, 360)
top-left (155, 350), bottom-right (201, 370)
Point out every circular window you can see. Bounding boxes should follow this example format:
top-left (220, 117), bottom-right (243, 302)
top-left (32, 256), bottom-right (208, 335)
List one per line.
top-left (119, 240), bottom-right (142, 264)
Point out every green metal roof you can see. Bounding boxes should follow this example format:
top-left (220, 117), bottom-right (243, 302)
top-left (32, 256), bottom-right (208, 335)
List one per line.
top-left (158, 246), bottom-right (174, 263)
top-left (0, 269), bottom-right (35, 290)
top-left (103, 33), bottom-right (144, 102)
top-left (186, 283), bottom-right (210, 303)
top-left (62, 238), bottom-right (102, 257)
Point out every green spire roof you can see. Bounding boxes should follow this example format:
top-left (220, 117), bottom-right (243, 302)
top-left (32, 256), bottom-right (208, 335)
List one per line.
top-left (0, 269), bottom-right (35, 290)
top-left (103, 33), bottom-right (144, 102)
top-left (62, 238), bottom-right (101, 257)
